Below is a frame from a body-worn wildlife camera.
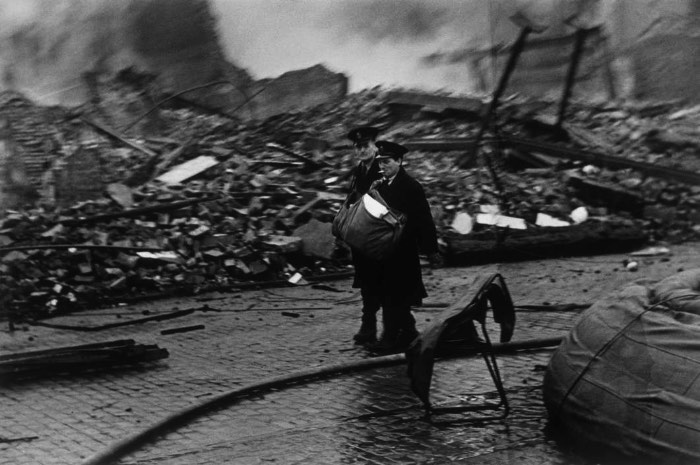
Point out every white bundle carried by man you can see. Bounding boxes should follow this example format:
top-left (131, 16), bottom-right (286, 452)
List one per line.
top-left (332, 190), bottom-right (406, 261)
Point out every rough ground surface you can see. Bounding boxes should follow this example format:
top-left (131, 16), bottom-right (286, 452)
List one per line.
top-left (1, 243), bottom-right (699, 465)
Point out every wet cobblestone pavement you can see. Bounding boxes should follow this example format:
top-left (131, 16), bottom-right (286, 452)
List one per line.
top-left (1, 245), bottom-right (699, 465)
top-left (118, 357), bottom-right (584, 465)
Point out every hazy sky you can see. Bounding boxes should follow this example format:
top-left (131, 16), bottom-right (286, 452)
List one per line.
top-left (0, 0), bottom-right (631, 102)
top-left (208, 0), bottom-right (614, 94)
top-left (210, 0), bottom-right (521, 94)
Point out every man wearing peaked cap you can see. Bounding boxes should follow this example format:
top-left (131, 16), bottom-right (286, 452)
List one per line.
top-left (347, 126), bottom-right (380, 145)
top-left (344, 125), bottom-right (384, 345)
top-left (374, 140), bottom-right (408, 159)
top-left (366, 139), bottom-right (440, 353)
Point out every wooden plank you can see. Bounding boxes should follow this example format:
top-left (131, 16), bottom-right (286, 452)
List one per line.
top-left (501, 136), bottom-right (700, 186)
top-left (58, 196), bottom-right (220, 226)
top-left (444, 222), bottom-right (647, 266)
top-left (155, 155), bottom-right (219, 185)
top-left (387, 90), bottom-right (483, 113)
top-left (0, 339), bottom-right (135, 362)
top-left (82, 118), bottom-right (156, 157)
top-left (266, 143), bottom-right (332, 169)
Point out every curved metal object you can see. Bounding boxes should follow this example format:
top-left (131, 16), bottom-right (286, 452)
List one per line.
top-left (406, 273), bottom-right (516, 416)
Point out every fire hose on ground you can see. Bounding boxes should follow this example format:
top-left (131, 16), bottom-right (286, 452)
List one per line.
top-left (81, 335), bottom-right (563, 465)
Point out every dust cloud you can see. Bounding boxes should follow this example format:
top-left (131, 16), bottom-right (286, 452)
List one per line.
top-left (212, 0), bottom-right (497, 94)
top-left (211, 0), bottom-right (605, 94)
top-left (0, 0), bottom-right (610, 103)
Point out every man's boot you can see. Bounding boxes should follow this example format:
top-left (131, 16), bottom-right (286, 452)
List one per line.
top-left (368, 330), bottom-right (400, 353)
top-left (353, 318), bottom-right (377, 344)
top-left (396, 326), bottom-right (420, 350)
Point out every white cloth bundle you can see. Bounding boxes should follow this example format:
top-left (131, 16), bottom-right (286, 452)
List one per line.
top-left (362, 193), bottom-right (389, 218)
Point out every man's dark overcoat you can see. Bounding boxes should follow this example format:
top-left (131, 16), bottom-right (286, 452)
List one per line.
top-left (353, 166), bottom-right (438, 307)
top-left (348, 160), bottom-right (381, 203)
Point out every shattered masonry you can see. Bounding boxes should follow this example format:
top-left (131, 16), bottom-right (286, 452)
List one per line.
top-left (0, 69), bottom-right (699, 321)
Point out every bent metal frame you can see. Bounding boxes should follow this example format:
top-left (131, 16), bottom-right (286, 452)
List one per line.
top-left (406, 273), bottom-right (516, 421)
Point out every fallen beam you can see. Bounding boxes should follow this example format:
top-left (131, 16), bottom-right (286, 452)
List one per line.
top-left (266, 143), bottom-right (332, 169)
top-left (444, 222), bottom-right (647, 266)
top-left (386, 90), bottom-right (483, 118)
top-left (58, 196), bottom-right (221, 226)
top-left (0, 244), bottom-right (163, 253)
top-left (501, 136), bottom-right (700, 186)
top-left (81, 118), bottom-right (157, 157)
top-left (0, 339), bottom-right (135, 362)
top-left (404, 138), bottom-right (480, 152)
top-left (405, 135), bottom-right (700, 186)
top-left (0, 340), bottom-right (169, 382)
top-left (160, 324), bottom-right (205, 335)
top-left (567, 174), bottom-right (645, 215)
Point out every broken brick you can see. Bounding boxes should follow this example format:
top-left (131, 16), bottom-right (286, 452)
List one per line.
top-left (261, 235), bottom-right (302, 253)
top-left (292, 219), bottom-right (335, 259)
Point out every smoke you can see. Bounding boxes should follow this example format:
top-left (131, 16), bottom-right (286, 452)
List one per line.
top-left (0, 0), bottom-right (41, 33)
top-left (211, 0), bottom-right (603, 94)
top-left (0, 0), bottom-right (229, 105)
top-left (211, 0), bottom-right (493, 94)
top-left (0, 0), bottom-right (615, 105)
top-left (0, 0), bottom-right (129, 103)
top-left (321, 0), bottom-right (455, 43)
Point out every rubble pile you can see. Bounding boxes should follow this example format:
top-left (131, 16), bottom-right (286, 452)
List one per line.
top-left (501, 98), bottom-right (700, 242)
top-left (1, 77), bottom-right (699, 321)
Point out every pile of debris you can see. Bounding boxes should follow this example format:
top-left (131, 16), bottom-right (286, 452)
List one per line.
top-left (1, 74), bottom-right (699, 322)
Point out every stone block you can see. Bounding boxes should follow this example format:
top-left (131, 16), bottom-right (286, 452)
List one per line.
top-left (262, 235), bottom-right (302, 254)
top-left (293, 219), bottom-right (335, 259)
top-left (643, 204), bottom-right (677, 223)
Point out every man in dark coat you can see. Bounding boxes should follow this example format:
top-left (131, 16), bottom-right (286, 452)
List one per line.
top-left (367, 140), bottom-right (440, 353)
top-left (345, 126), bottom-right (384, 344)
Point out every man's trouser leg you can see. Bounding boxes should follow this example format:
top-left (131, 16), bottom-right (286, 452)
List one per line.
top-left (373, 301), bottom-right (417, 351)
top-left (396, 309), bottom-right (419, 347)
top-left (353, 288), bottom-right (381, 343)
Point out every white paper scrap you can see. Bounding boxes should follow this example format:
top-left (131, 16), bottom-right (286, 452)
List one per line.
top-left (451, 212), bottom-right (473, 234)
top-left (570, 206), bottom-right (589, 224)
top-left (476, 213), bottom-right (527, 230)
top-left (535, 213), bottom-right (570, 227)
top-left (479, 204), bottom-right (500, 214)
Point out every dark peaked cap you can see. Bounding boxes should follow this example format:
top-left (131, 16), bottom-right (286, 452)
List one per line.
top-left (347, 126), bottom-right (379, 143)
top-left (375, 140), bottom-right (408, 159)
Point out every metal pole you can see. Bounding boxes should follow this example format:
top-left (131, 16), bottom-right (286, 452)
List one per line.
top-left (557, 28), bottom-right (589, 128)
top-left (601, 35), bottom-right (618, 100)
top-left (459, 26), bottom-right (531, 183)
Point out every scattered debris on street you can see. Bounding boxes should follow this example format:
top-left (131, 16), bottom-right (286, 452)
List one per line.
top-left (1, 69), bottom-right (699, 323)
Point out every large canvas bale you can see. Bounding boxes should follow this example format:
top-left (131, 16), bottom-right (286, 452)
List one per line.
top-left (544, 269), bottom-right (700, 465)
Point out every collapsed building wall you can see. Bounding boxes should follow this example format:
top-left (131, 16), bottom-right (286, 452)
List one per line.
top-left (0, 116), bottom-right (36, 211)
top-left (246, 65), bottom-right (349, 121)
top-left (0, 92), bottom-right (59, 209)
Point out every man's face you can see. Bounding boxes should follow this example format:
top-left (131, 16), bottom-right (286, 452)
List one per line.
top-left (354, 139), bottom-right (377, 163)
top-left (378, 156), bottom-right (400, 178)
